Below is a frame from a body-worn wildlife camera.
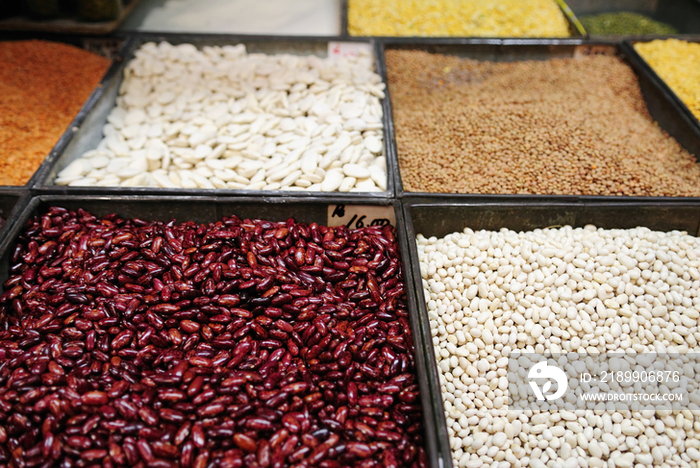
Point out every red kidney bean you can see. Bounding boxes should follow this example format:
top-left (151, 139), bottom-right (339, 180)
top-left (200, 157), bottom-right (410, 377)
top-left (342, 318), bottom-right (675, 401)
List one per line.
top-left (180, 441), bottom-right (194, 468)
top-left (193, 451), bottom-right (209, 468)
top-left (191, 424), bottom-right (205, 448)
top-left (151, 441), bottom-right (178, 459)
top-left (0, 209), bottom-right (427, 468)
top-left (233, 434), bottom-right (257, 453)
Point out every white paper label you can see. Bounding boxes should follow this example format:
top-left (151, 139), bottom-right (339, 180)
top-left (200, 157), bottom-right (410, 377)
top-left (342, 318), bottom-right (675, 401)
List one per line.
top-left (328, 41), bottom-right (373, 59)
top-left (327, 204), bottom-right (396, 229)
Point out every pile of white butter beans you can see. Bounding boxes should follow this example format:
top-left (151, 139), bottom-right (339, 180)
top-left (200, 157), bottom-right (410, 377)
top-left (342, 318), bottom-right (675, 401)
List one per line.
top-left (418, 225), bottom-right (700, 468)
top-left (56, 41), bottom-right (387, 192)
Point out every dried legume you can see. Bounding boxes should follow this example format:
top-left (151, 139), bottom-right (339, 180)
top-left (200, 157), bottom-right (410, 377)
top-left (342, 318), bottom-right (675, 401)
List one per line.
top-left (57, 42), bottom-right (387, 192)
top-left (581, 12), bottom-right (677, 35)
top-left (348, 0), bottom-right (571, 37)
top-left (0, 40), bottom-right (110, 186)
top-left (634, 39), bottom-right (700, 123)
top-left (0, 206), bottom-right (426, 467)
top-left (418, 224), bottom-right (700, 468)
top-left (386, 50), bottom-right (700, 196)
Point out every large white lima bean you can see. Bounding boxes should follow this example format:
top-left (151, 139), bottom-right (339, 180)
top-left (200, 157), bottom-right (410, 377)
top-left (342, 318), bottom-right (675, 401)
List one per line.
top-left (56, 41), bottom-right (387, 192)
top-left (417, 225), bottom-right (700, 468)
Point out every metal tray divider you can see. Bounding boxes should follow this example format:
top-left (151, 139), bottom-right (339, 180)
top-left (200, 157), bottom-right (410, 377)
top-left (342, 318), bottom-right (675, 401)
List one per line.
top-left (554, 0), bottom-right (588, 36)
top-left (340, 0), bottom-right (349, 37)
top-left (399, 201), bottom-right (455, 468)
top-left (0, 189), bottom-right (31, 251)
top-left (374, 40), bottom-right (401, 204)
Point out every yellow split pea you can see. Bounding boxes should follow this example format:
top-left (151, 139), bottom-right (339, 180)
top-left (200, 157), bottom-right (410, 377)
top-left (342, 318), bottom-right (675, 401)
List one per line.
top-left (634, 39), bottom-right (700, 122)
top-left (348, 0), bottom-right (571, 37)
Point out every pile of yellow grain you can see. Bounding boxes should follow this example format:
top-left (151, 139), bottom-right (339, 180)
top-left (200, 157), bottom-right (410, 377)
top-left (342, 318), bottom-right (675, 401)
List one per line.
top-left (348, 0), bottom-right (571, 37)
top-left (634, 39), bottom-right (700, 122)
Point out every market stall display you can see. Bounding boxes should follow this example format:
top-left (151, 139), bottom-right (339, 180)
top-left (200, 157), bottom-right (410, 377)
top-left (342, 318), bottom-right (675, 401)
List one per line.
top-left (57, 41), bottom-right (385, 191)
top-left (1, 2), bottom-right (700, 468)
top-left (403, 201), bottom-right (700, 468)
top-left (44, 38), bottom-right (390, 195)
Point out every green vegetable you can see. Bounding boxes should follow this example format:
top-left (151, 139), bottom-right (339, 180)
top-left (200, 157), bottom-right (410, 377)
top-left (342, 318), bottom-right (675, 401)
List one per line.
top-left (581, 12), bottom-right (678, 35)
top-left (77, 0), bottom-right (122, 21)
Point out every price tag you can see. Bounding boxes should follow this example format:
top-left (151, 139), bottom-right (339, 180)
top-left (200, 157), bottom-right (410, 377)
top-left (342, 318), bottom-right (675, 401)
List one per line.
top-left (574, 45), bottom-right (617, 59)
top-left (327, 204), bottom-right (396, 229)
top-left (328, 41), bottom-right (373, 59)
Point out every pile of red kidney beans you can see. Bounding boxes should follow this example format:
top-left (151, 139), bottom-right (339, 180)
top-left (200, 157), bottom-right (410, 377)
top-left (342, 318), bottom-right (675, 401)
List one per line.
top-left (0, 207), bottom-right (426, 468)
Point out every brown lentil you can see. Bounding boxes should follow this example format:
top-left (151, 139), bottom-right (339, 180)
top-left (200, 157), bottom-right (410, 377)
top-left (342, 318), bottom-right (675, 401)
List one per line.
top-left (386, 51), bottom-right (700, 196)
top-left (0, 40), bottom-right (110, 186)
top-left (0, 207), bottom-right (426, 467)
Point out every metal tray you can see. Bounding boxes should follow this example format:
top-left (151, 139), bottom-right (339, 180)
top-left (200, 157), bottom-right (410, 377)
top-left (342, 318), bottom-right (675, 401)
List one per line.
top-left (0, 33), bottom-right (129, 189)
top-left (34, 33), bottom-right (396, 199)
top-left (401, 198), bottom-right (700, 468)
top-left (378, 39), bottom-right (700, 204)
top-left (0, 194), bottom-right (444, 468)
top-left (0, 189), bottom-right (30, 249)
top-left (565, 0), bottom-right (700, 36)
top-left (0, 0), bottom-right (143, 35)
top-left (623, 38), bottom-right (700, 146)
top-left (341, 0), bottom-right (586, 38)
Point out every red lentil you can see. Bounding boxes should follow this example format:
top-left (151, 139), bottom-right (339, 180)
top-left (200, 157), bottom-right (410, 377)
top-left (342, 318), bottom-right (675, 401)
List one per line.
top-left (0, 40), bottom-right (110, 186)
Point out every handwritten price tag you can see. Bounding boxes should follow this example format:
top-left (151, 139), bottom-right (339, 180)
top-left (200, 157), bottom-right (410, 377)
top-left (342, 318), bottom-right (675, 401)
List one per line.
top-left (327, 204), bottom-right (396, 229)
top-left (574, 45), bottom-right (617, 59)
top-left (328, 41), bottom-right (373, 59)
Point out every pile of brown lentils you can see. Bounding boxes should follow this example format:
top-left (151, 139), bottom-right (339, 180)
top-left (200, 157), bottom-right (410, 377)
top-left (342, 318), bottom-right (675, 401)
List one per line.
top-left (386, 51), bottom-right (700, 196)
